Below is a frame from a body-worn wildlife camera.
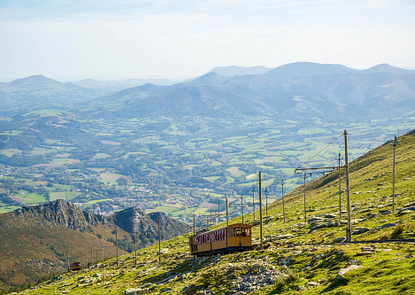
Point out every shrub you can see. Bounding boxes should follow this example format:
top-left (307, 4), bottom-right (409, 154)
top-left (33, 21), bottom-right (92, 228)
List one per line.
top-left (391, 223), bottom-right (404, 239)
top-left (274, 266), bottom-right (299, 289)
top-left (378, 233), bottom-right (390, 240)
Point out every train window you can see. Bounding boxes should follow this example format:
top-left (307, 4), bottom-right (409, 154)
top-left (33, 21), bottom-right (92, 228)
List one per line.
top-left (241, 229), bottom-right (250, 236)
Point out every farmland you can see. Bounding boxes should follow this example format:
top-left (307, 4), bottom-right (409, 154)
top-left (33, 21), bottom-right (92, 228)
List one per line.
top-left (0, 108), bottom-right (414, 228)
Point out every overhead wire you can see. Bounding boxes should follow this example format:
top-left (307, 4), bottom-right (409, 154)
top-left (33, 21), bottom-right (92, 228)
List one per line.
top-left (230, 182), bottom-right (258, 207)
top-left (264, 132), bottom-right (345, 197)
top-left (295, 133), bottom-right (344, 170)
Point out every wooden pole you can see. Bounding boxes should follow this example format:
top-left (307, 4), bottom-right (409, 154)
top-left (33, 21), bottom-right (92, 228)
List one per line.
top-left (134, 233), bottom-right (137, 266)
top-left (217, 199), bottom-right (220, 225)
top-left (252, 187), bottom-right (255, 221)
top-left (226, 196), bottom-right (229, 226)
top-left (241, 195), bottom-right (244, 223)
top-left (281, 179), bottom-right (285, 223)
top-left (338, 152), bottom-right (342, 219)
top-left (158, 216), bottom-right (161, 263)
top-left (392, 135), bottom-right (397, 213)
top-left (344, 130), bottom-right (352, 242)
top-left (193, 213), bottom-right (195, 235)
top-left (303, 173), bottom-right (307, 223)
top-left (265, 187), bottom-right (268, 219)
top-left (67, 252), bottom-right (70, 272)
top-left (259, 172), bottom-right (263, 250)
top-left (116, 233), bottom-right (119, 267)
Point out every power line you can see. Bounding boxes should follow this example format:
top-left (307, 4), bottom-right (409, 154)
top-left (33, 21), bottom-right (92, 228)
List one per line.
top-left (296, 133), bottom-right (344, 170)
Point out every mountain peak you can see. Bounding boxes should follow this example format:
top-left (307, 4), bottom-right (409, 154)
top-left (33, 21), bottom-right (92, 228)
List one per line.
top-left (363, 63), bottom-right (414, 74)
top-left (207, 65), bottom-right (271, 77)
top-left (9, 74), bottom-right (60, 86)
top-left (264, 62), bottom-right (358, 80)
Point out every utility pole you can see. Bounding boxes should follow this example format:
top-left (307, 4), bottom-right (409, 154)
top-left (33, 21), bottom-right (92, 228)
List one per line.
top-left (226, 195), bottom-right (229, 226)
top-left (241, 195), bottom-right (244, 223)
top-left (303, 173), bottom-right (308, 222)
top-left (265, 187), bottom-right (268, 219)
top-left (158, 216), bottom-right (161, 263)
top-left (281, 179), bottom-right (285, 223)
top-left (133, 232), bottom-right (137, 266)
top-left (344, 130), bottom-right (352, 242)
top-left (390, 135), bottom-right (400, 213)
top-left (295, 167), bottom-right (340, 223)
top-left (252, 187), bottom-right (255, 221)
top-left (217, 199), bottom-right (220, 225)
top-left (116, 232), bottom-right (119, 267)
top-left (67, 252), bottom-right (70, 272)
top-left (102, 240), bottom-right (104, 268)
top-left (259, 172), bottom-right (263, 250)
top-left (336, 152), bottom-right (343, 219)
top-left (91, 245), bottom-right (93, 267)
top-left (193, 213), bottom-right (195, 235)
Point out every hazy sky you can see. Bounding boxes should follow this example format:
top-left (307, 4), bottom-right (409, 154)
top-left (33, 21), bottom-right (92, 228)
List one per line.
top-left (0, 0), bottom-right (414, 81)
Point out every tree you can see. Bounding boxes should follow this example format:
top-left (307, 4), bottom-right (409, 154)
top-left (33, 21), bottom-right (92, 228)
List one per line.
top-left (116, 177), bottom-right (128, 186)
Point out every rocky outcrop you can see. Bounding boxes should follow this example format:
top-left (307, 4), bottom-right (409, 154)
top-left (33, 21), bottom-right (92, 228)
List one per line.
top-left (11, 200), bottom-right (189, 240)
top-left (13, 199), bottom-right (104, 230)
top-left (109, 208), bottom-right (189, 239)
top-left (148, 211), bottom-right (190, 238)
top-left (109, 207), bottom-right (147, 233)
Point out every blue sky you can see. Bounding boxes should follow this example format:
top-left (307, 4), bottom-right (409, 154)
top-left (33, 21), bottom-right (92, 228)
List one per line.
top-left (0, 0), bottom-right (414, 81)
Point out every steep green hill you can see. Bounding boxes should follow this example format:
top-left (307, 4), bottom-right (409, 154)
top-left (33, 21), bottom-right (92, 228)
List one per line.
top-left (4, 130), bottom-right (415, 295)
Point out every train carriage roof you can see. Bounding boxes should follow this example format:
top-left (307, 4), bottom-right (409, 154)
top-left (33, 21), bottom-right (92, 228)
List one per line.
top-left (193, 223), bottom-right (252, 237)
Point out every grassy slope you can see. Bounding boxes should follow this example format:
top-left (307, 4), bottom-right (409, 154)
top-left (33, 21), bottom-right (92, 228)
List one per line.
top-left (0, 213), bottom-right (128, 292)
top-left (7, 130), bottom-right (415, 295)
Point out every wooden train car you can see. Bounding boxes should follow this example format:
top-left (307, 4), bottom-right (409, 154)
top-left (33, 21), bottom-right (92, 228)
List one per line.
top-left (70, 261), bottom-right (81, 271)
top-left (189, 223), bottom-right (252, 257)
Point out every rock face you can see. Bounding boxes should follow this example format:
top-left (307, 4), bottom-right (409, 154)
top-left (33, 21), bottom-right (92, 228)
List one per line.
top-left (110, 207), bottom-right (147, 233)
top-left (109, 208), bottom-right (189, 239)
top-left (12, 200), bottom-right (189, 240)
top-left (13, 199), bottom-right (104, 230)
top-left (148, 211), bottom-right (189, 238)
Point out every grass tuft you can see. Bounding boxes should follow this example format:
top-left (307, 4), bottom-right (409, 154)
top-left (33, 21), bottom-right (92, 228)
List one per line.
top-left (391, 223), bottom-right (405, 239)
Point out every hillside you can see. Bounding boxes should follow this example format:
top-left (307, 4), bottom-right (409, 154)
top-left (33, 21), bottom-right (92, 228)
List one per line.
top-left (0, 200), bottom-right (127, 292)
top-left (0, 200), bottom-right (188, 292)
top-left (8, 129), bottom-right (415, 294)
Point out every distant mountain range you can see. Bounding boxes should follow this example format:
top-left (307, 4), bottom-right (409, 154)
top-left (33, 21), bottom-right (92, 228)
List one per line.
top-left (72, 78), bottom-right (178, 95)
top-left (1, 62), bottom-right (414, 122)
top-left (90, 62), bottom-right (415, 121)
top-left (0, 75), bottom-right (178, 105)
